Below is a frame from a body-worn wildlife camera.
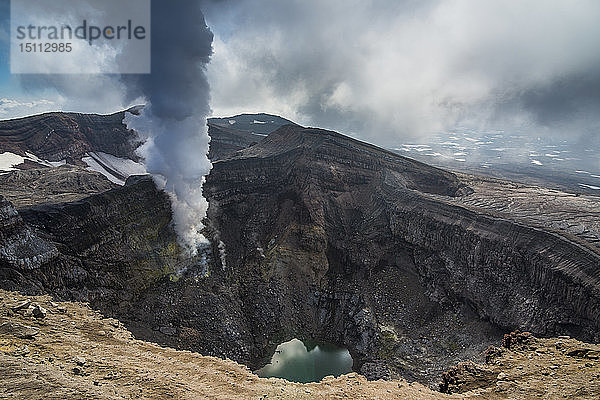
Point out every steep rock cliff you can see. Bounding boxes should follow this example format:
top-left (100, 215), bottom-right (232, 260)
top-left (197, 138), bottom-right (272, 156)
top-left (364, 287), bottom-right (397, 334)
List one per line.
top-left (0, 176), bottom-right (186, 313)
top-left (200, 124), bottom-right (600, 382)
top-left (0, 196), bottom-right (58, 271)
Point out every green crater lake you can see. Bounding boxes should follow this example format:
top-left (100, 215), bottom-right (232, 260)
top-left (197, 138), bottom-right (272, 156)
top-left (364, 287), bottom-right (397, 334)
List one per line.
top-left (255, 338), bottom-right (353, 383)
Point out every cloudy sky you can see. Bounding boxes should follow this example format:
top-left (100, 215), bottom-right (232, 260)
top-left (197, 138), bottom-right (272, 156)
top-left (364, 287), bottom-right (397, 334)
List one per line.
top-left (1, 0), bottom-right (599, 146)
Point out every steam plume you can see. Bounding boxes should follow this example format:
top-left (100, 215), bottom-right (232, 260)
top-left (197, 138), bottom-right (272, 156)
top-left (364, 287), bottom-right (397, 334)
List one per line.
top-left (125, 0), bottom-right (214, 254)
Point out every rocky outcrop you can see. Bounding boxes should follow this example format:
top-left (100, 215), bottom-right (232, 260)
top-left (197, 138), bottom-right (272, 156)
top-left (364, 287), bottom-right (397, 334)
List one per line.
top-left (0, 176), bottom-right (188, 313)
top-left (440, 330), bottom-right (600, 396)
top-left (390, 192), bottom-right (600, 340)
top-left (0, 196), bottom-right (57, 271)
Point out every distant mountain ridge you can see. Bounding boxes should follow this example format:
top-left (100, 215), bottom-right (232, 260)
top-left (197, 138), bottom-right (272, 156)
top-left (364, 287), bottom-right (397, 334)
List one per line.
top-left (207, 113), bottom-right (297, 161)
top-left (208, 113), bottom-right (297, 135)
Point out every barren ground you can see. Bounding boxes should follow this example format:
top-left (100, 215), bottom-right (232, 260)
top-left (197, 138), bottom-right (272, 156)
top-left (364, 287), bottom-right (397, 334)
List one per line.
top-left (1, 289), bottom-right (599, 399)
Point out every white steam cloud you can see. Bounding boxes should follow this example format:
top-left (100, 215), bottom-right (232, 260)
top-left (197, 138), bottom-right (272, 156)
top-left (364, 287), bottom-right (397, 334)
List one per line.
top-left (125, 110), bottom-right (212, 253)
top-left (124, 0), bottom-right (214, 254)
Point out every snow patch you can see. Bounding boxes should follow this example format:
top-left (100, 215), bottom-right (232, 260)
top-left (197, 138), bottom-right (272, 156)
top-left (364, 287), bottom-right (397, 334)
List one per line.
top-left (0, 151), bottom-right (66, 171)
top-left (398, 144), bottom-right (433, 152)
top-left (531, 160), bottom-right (543, 166)
top-left (0, 152), bottom-right (26, 171)
top-left (91, 152), bottom-right (146, 177)
top-left (25, 152), bottom-right (66, 167)
top-left (82, 155), bottom-right (124, 185)
top-left (579, 183), bottom-right (600, 190)
top-left (253, 119), bottom-right (267, 124)
top-left (82, 152), bottom-right (146, 185)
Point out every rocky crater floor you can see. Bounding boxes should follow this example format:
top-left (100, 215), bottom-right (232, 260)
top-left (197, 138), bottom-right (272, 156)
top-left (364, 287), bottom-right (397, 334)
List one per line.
top-left (1, 289), bottom-right (599, 399)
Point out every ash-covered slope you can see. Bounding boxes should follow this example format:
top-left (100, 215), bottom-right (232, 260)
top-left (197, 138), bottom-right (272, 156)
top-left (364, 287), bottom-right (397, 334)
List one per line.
top-left (232, 124), bottom-right (471, 196)
top-left (0, 166), bottom-right (117, 208)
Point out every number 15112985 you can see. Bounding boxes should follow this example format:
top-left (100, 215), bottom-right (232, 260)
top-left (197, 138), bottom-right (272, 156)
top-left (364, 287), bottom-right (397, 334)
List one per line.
top-left (19, 43), bottom-right (72, 52)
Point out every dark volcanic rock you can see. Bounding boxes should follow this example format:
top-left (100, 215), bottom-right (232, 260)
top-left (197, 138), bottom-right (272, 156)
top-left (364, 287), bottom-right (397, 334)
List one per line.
top-left (207, 123), bottom-right (261, 161)
top-left (227, 124), bottom-right (470, 196)
top-left (0, 196), bottom-right (58, 271)
top-left (209, 113), bottom-right (296, 135)
top-left (0, 175), bottom-right (188, 313)
top-left (207, 113), bottom-right (298, 161)
top-left (0, 110), bottom-right (141, 163)
top-left (199, 125), bottom-right (498, 382)
top-left (199, 124), bottom-right (600, 383)
top-left (393, 194), bottom-right (600, 339)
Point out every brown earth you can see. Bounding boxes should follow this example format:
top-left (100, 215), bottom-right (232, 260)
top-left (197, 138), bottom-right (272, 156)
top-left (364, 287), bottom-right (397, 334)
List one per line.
top-left (1, 289), bottom-right (599, 399)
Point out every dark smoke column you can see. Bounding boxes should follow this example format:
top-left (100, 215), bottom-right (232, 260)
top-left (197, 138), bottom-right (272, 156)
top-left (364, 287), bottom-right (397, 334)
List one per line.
top-left (125, 0), bottom-right (214, 254)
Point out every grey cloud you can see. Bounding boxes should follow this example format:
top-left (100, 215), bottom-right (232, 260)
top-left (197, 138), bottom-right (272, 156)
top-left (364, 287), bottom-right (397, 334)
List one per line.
top-left (124, 0), bottom-right (213, 120)
top-left (203, 0), bottom-right (600, 146)
top-left (519, 72), bottom-right (600, 127)
top-left (18, 74), bottom-right (130, 114)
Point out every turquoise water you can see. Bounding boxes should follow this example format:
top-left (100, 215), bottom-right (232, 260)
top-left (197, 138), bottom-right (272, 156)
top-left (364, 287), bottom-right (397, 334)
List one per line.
top-left (255, 338), bottom-right (353, 383)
